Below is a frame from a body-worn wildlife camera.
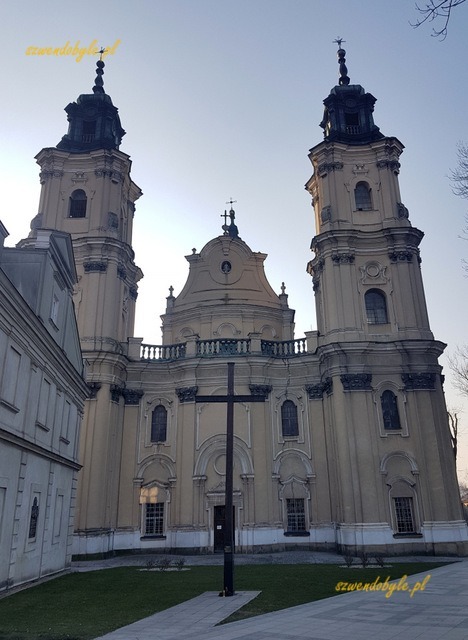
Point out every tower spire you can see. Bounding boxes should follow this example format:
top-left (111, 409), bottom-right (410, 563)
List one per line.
top-left (333, 37), bottom-right (350, 86)
top-left (56, 56), bottom-right (125, 152)
top-left (318, 40), bottom-right (383, 144)
top-left (92, 50), bottom-right (106, 94)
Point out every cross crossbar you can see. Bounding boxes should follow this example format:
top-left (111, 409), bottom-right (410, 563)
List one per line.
top-left (195, 395), bottom-right (266, 403)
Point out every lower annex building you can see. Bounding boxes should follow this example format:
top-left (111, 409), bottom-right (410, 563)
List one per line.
top-left (0, 225), bottom-right (87, 591)
top-left (21, 49), bottom-right (468, 557)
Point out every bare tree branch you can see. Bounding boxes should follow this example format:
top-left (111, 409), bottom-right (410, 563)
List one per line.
top-left (411, 0), bottom-right (466, 39)
top-left (449, 346), bottom-right (468, 397)
top-left (451, 142), bottom-right (468, 200)
top-left (449, 144), bottom-right (468, 273)
top-left (448, 410), bottom-right (459, 460)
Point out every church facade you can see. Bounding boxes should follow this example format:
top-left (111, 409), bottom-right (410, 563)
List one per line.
top-left (25, 51), bottom-right (468, 557)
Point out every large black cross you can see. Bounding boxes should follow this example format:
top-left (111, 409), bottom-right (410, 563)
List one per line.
top-left (195, 362), bottom-right (266, 596)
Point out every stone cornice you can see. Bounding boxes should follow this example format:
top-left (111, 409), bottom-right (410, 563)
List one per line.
top-left (122, 388), bottom-right (144, 405)
top-left (84, 261), bottom-right (107, 273)
top-left (402, 373), bottom-right (436, 390)
top-left (306, 378), bottom-right (333, 399)
top-left (248, 384), bottom-right (272, 399)
top-left (0, 427), bottom-right (81, 470)
top-left (176, 386), bottom-right (199, 403)
top-left (87, 382), bottom-right (101, 399)
top-left (341, 373), bottom-right (372, 391)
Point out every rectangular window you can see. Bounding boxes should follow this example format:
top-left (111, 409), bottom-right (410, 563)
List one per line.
top-left (61, 400), bottom-right (71, 443)
top-left (50, 294), bottom-right (60, 326)
top-left (393, 497), bottom-right (416, 533)
top-left (0, 486), bottom-right (6, 542)
top-left (28, 494), bottom-right (40, 540)
top-left (37, 379), bottom-right (51, 429)
top-left (286, 498), bottom-right (306, 532)
top-left (145, 503), bottom-right (164, 536)
top-left (82, 120), bottom-right (96, 143)
top-left (151, 406), bottom-right (167, 442)
top-left (1, 346), bottom-right (21, 407)
top-left (281, 400), bottom-right (299, 438)
top-left (53, 493), bottom-right (64, 539)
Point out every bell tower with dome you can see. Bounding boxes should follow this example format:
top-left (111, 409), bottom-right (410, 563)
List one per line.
top-left (23, 59), bottom-right (143, 543)
top-left (306, 43), bottom-right (464, 551)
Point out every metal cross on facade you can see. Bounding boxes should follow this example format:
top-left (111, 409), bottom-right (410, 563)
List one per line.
top-left (195, 363), bottom-right (268, 596)
top-left (220, 210), bottom-right (229, 228)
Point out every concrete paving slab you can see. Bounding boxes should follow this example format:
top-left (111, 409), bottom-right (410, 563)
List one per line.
top-left (94, 591), bottom-right (260, 640)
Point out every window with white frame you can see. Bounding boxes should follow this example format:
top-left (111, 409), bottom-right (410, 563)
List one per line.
top-left (393, 496), bottom-right (416, 534)
top-left (354, 181), bottom-right (372, 210)
top-left (151, 405), bottom-right (167, 442)
top-left (365, 289), bottom-right (388, 324)
top-left (69, 189), bottom-right (87, 218)
top-left (381, 390), bottom-right (401, 430)
top-left (144, 502), bottom-right (164, 536)
top-left (286, 498), bottom-right (306, 532)
top-left (281, 400), bottom-right (299, 438)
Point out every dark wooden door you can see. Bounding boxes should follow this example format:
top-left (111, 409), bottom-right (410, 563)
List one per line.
top-left (213, 505), bottom-right (235, 552)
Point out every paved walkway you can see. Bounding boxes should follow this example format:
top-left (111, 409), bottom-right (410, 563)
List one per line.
top-left (94, 591), bottom-right (260, 640)
top-left (77, 553), bottom-right (468, 640)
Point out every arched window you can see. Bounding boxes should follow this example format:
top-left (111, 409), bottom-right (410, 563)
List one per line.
top-left (365, 289), bottom-right (388, 324)
top-left (69, 189), bottom-right (87, 218)
top-left (28, 496), bottom-right (39, 539)
top-left (381, 390), bottom-right (401, 430)
top-left (281, 400), bottom-right (299, 437)
top-left (354, 181), bottom-right (372, 211)
top-left (151, 405), bottom-right (167, 442)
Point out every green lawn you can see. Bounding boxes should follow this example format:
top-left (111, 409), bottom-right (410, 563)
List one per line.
top-left (0, 562), bottom-right (447, 640)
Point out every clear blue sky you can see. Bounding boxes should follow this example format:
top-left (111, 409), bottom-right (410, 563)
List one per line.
top-left (2, 0), bottom-right (467, 476)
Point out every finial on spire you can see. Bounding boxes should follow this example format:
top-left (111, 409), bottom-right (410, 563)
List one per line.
top-left (333, 37), bottom-right (350, 86)
top-left (92, 50), bottom-right (106, 94)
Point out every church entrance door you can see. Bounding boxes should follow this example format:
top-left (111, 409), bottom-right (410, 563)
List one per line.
top-left (213, 505), bottom-right (235, 553)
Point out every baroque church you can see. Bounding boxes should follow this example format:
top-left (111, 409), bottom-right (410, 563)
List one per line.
top-left (20, 48), bottom-right (468, 559)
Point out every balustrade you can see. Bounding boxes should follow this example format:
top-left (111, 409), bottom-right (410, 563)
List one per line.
top-left (197, 338), bottom-right (250, 357)
top-left (140, 343), bottom-right (186, 361)
top-left (140, 338), bottom-right (309, 360)
top-left (261, 338), bottom-right (307, 357)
